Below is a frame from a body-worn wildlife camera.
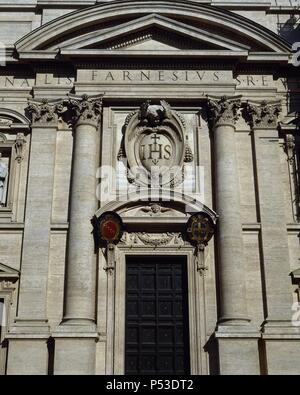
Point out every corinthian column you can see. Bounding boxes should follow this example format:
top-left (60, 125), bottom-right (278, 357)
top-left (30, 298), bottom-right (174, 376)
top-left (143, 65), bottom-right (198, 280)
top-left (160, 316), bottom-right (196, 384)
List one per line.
top-left (53, 94), bottom-right (103, 376)
top-left (62, 94), bottom-right (103, 326)
top-left (16, 99), bottom-right (63, 323)
top-left (207, 96), bottom-right (250, 326)
top-left (7, 99), bottom-right (62, 375)
top-left (244, 101), bottom-right (293, 331)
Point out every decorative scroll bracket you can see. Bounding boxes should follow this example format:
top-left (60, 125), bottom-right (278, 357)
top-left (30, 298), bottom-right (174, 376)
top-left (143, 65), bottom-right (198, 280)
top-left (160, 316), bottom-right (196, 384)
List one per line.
top-left (195, 243), bottom-right (208, 276)
top-left (105, 243), bottom-right (116, 275)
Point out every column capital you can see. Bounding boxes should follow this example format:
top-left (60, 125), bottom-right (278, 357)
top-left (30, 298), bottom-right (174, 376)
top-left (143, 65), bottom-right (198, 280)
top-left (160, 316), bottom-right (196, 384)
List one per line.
top-left (206, 95), bottom-right (241, 128)
top-left (243, 100), bottom-right (281, 130)
top-left (27, 98), bottom-right (64, 127)
top-left (68, 94), bottom-right (104, 128)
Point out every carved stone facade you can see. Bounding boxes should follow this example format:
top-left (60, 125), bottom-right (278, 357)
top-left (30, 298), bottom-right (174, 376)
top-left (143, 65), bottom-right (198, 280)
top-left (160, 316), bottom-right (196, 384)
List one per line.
top-left (0, 0), bottom-right (299, 376)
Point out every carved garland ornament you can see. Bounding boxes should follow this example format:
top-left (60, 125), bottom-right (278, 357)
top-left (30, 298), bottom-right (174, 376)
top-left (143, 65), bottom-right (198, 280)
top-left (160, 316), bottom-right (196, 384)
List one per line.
top-left (121, 232), bottom-right (185, 247)
top-left (119, 100), bottom-right (193, 187)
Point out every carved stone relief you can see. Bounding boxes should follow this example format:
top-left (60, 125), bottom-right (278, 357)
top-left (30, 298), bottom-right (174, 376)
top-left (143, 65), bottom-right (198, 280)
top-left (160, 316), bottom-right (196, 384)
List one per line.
top-left (14, 133), bottom-right (26, 164)
top-left (243, 100), bottom-right (281, 129)
top-left (120, 203), bottom-right (187, 218)
top-left (206, 95), bottom-right (241, 128)
top-left (67, 94), bottom-right (103, 128)
top-left (0, 118), bottom-right (13, 127)
top-left (27, 98), bottom-right (64, 125)
top-left (119, 100), bottom-right (193, 187)
top-left (0, 281), bottom-right (17, 291)
top-left (120, 232), bottom-right (185, 247)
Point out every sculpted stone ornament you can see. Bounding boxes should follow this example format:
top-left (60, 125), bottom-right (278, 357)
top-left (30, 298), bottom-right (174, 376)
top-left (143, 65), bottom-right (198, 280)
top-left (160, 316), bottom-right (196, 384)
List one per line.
top-left (138, 99), bottom-right (172, 127)
top-left (0, 152), bottom-right (8, 206)
top-left (206, 95), bottom-right (241, 128)
top-left (243, 100), bottom-right (281, 129)
top-left (14, 133), bottom-right (26, 164)
top-left (140, 204), bottom-right (171, 217)
top-left (285, 134), bottom-right (296, 164)
top-left (184, 143), bottom-right (194, 163)
top-left (120, 232), bottom-right (185, 247)
top-left (120, 100), bottom-right (192, 187)
top-left (27, 98), bottom-right (64, 125)
top-left (68, 94), bottom-right (103, 128)
top-left (0, 118), bottom-right (13, 127)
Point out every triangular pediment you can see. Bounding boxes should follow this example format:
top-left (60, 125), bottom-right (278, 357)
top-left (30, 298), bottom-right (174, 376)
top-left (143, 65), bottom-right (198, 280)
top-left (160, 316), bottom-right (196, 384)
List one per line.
top-left (59, 14), bottom-right (250, 52)
top-left (0, 262), bottom-right (19, 280)
top-left (15, 1), bottom-right (291, 64)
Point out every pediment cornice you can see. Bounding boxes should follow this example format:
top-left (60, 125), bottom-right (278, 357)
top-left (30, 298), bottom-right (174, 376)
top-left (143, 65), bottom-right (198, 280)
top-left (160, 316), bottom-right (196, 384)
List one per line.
top-left (14, 1), bottom-right (292, 64)
top-left (0, 262), bottom-right (20, 281)
top-left (58, 14), bottom-right (250, 52)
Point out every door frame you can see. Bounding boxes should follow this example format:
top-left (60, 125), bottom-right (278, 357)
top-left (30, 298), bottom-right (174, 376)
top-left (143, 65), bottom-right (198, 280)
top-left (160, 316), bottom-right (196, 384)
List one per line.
top-left (110, 247), bottom-right (208, 375)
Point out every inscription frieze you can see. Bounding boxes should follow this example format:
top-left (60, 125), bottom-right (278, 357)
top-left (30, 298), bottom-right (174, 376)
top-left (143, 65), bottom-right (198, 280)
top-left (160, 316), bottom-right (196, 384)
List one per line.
top-left (0, 72), bottom-right (274, 88)
top-left (78, 69), bottom-right (233, 84)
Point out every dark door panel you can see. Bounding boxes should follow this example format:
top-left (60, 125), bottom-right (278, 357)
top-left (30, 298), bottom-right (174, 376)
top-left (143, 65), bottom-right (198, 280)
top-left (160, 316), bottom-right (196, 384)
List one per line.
top-left (125, 256), bottom-right (190, 375)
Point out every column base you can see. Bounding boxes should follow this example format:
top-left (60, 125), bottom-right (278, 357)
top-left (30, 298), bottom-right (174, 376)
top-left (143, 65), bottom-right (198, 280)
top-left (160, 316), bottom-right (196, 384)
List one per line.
top-left (216, 321), bottom-right (258, 335)
top-left (51, 320), bottom-right (98, 375)
top-left (263, 337), bottom-right (300, 375)
top-left (261, 319), bottom-right (300, 336)
top-left (215, 325), bottom-right (261, 375)
top-left (52, 335), bottom-right (98, 375)
top-left (54, 319), bottom-right (97, 334)
top-left (9, 319), bottom-right (50, 335)
top-left (217, 336), bottom-right (260, 375)
top-left (6, 336), bottom-right (50, 375)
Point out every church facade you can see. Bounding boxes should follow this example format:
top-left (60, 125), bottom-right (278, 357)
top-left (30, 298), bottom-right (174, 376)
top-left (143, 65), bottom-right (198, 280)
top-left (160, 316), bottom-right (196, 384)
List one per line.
top-left (0, 0), bottom-right (300, 375)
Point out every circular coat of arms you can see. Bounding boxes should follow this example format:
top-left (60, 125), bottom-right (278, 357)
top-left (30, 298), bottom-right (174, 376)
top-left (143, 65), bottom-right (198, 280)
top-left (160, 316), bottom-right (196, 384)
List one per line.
top-left (186, 212), bottom-right (215, 246)
top-left (98, 212), bottom-right (124, 244)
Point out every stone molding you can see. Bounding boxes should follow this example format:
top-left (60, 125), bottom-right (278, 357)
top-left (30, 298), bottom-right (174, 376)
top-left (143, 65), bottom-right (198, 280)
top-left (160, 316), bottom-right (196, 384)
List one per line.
top-left (243, 100), bottom-right (282, 130)
top-left (67, 94), bottom-right (103, 128)
top-left (206, 95), bottom-right (241, 128)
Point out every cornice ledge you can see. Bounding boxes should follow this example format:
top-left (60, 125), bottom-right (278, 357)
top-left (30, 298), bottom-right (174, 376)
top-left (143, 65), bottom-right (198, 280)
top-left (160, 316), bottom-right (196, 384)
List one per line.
top-left (213, 1), bottom-right (271, 11)
top-left (37, 0), bottom-right (95, 8)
